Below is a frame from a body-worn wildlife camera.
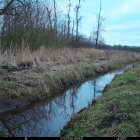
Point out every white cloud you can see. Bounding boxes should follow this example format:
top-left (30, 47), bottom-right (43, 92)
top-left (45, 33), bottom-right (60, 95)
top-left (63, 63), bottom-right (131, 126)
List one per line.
top-left (109, 0), bottom-right (140, 18)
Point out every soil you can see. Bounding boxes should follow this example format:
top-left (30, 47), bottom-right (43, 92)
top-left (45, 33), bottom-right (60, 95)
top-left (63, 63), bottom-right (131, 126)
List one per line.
top-left (0, 96), bottom-right (31, 115)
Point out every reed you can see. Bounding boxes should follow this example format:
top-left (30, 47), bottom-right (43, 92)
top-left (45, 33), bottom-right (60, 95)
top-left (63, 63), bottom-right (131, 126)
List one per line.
top-left (0, 46), bottom-right (140, 100)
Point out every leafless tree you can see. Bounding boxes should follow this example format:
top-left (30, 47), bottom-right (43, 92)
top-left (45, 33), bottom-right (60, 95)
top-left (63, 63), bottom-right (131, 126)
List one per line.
top-left (0, 0), bottom-right (15, 15)
top-left (0, 0), bottom-right (47, 48)
top-left (53, 0), bottom-right (58, 44)
top-left (94, 1), bottom-right (105, 48)
top-left (46, 6), bottom-right (53, 32)
top-left (75, 0), bottom-right (81, 47)
top-left (0, 0), bottom-right (91, 49)
top-left (53, 0), bottom-right (57, 30)
top-left (67, 0), bottom-right (72, 40)
top-left (71, 20), bottom-right (75, 37)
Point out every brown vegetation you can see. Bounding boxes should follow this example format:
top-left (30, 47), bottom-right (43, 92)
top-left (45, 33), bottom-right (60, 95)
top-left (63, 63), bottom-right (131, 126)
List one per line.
top-left (0, 47), bottom-right (140, 114)
top-left (0, 47), bottom-right (139, 95)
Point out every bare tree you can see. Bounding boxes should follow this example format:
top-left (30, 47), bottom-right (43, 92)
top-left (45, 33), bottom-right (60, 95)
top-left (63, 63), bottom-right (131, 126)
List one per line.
top-left (94, 1), bottom-right (105, 48)
top-left (0, 0), bottom-right (15, 15)
top-left (53, 0), bottom-right (58, 44)
top-left (67, 0), bottom-right (72, 40)
top-left (75, 0), bottom-right (81, 47)
top-left (0, 0), bottom-right (45, 48)
top-left (46, 6), bottom-right (53, 32)
top-left (53, 0), bottom-right (57, 31)
top-left (71, 20), bottom-right (75, 42)
top-left (0, 0), bottom-right (91, 49)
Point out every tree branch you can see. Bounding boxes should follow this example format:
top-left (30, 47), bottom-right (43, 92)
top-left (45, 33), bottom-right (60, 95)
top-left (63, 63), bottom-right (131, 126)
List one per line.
top-left (0, 0), bottom-right (15, 15)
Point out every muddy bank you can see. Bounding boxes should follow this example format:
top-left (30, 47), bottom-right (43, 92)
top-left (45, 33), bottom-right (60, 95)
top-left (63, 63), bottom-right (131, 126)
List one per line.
top-left (0, 58), bottom-right (139, 115)
top-left (0, 96), bottom-right (31, 115)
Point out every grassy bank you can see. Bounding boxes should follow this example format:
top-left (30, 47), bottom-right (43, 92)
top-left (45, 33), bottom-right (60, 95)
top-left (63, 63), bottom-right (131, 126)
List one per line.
top-left (61, 64), bottom-right (140, 137)
top-left (0, 47), bottom-right (140, 114)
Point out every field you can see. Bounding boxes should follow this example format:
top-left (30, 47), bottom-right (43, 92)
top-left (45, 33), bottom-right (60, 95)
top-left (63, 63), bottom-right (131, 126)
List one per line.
top-left (0, 47), bottom-right (140, 114)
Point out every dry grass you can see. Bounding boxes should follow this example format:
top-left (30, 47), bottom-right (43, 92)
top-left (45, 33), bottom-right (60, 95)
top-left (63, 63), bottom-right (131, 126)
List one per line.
top-left (0, 46), bottom-right (140, 101)
top-left (0, 46), bottom-right (139, 67)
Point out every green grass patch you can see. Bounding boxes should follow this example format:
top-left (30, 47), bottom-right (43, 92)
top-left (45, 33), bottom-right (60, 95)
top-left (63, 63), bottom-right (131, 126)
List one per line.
top-left (61, 66), bottom-right (140, 137)
top-left (0, 69), bottom-right (7, 73)
top-left (82, 67), bottom-right (96, 78)
top-left (0, 81), bottom-right (34, 98)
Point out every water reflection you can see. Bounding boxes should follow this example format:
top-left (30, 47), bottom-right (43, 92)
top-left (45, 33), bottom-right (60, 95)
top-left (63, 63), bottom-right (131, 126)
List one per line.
top-left (0, 70), bottom-right (124, 137)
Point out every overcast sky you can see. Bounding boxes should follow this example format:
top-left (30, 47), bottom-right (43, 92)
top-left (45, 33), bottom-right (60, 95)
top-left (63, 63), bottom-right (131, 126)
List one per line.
top-left (59, 0), bottom-right (140, 46)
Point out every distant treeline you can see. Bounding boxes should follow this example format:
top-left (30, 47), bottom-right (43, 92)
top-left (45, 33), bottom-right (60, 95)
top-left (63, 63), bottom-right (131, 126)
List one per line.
top-left (97, 44), bottom-right (140, 52)
top-left (0, 0), bottom-right (89, 50)
top-left (0, 0), bottom-right (139, 52)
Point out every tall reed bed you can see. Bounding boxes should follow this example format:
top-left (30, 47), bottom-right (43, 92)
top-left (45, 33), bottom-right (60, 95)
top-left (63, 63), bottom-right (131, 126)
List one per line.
top-left (0, 46), bottom-right (139, 67)
top-left (0, 46), bottom-right (140, 100)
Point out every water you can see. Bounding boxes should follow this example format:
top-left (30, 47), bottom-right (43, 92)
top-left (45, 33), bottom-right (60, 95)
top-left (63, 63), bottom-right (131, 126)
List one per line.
top-left (0, 69), bottom-right (125, 137)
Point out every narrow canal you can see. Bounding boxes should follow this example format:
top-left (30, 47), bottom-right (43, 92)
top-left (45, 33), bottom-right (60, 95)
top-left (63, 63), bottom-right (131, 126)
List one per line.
top-left (0, 67), bottom-right (128, 137)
